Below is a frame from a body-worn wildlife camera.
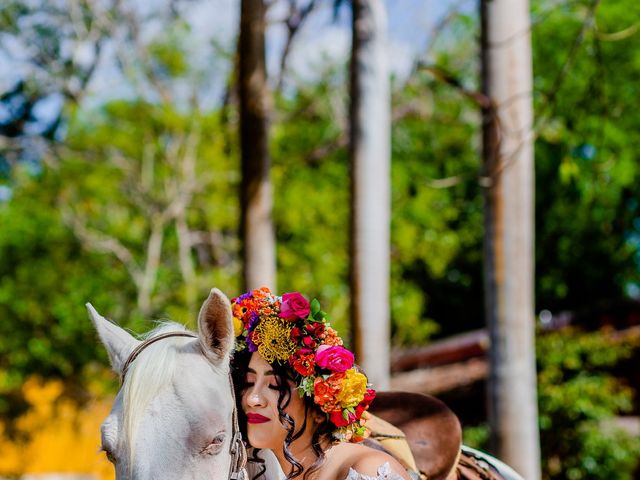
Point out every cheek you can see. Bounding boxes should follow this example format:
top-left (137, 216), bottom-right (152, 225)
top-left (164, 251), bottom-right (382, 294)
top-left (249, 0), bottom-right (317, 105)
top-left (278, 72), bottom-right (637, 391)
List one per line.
top-left (265, 390), bottom-right (281, 417)
top-left (285, 395), bottom-right (307, 423)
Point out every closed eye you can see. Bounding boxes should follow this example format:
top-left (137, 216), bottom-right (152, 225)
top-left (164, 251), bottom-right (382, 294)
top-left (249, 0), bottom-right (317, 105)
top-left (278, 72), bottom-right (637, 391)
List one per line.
top-left (245, 381), bottom-right (279, 390)
top-left (200, 433), bottom-right (226, 456)
top-left (99, 445), bottom-right (117, 464)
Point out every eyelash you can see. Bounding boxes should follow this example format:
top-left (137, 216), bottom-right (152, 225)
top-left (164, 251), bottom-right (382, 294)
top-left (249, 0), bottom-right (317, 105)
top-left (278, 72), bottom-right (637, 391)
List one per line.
top-left (245, 381), bottom-right (279, 390)
top-left (100, 446), bottom-right (116, 463)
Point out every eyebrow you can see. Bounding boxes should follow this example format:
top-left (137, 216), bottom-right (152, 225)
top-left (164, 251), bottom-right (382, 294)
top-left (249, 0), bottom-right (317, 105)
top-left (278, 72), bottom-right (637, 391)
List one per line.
top-left (246, 367), bottom-right (275, 376)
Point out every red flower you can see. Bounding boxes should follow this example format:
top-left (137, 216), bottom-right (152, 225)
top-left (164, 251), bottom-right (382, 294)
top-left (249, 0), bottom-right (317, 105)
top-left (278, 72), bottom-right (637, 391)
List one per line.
top-left (290, 351), bottom-right (315, 376)
top-left (302, 336), bottom-right (317, 349)
top-left (306, 322), bottom-right (325, 336)
top-left (355, 388), bottom-right (376, 418)
top-left (280, 292), bottom-right (311, 320)
top-left (329, 409), bottom-right (356, 427)
top-left (290, 327), bottom-right (303, 341)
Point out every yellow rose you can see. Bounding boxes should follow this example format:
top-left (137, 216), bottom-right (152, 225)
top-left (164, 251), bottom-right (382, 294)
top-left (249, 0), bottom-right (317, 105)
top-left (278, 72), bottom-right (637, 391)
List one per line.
top-left (335, 369), bottom-right (367, 408)
top-left (233, 317), bottom-right (244, 337)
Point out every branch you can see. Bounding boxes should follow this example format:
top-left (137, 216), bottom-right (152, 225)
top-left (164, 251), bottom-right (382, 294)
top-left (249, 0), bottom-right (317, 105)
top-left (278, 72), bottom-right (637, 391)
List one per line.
top-left (275, 0), bottom-right (319, 93)
top-left (175, 214), bottom-right (197, 314)
top-left (137, 219), bottom-right (165, 315)
top-left (62, 207), bottom-right (143, 287)
top-left (424, 0), bottom-right (469, 60)
top-left (418, 63), bottom-right (491, 108)
top-left (596, 22), bottom-right (639, 41)
top-left (305, 133), bottom-right (348, 165)
top-left (537, 0), bottom-right (602, 121)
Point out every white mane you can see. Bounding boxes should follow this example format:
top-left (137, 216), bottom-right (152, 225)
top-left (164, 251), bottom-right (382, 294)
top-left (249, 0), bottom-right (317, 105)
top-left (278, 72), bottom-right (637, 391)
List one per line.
top-left (121, 321), bottom-right (192, 469)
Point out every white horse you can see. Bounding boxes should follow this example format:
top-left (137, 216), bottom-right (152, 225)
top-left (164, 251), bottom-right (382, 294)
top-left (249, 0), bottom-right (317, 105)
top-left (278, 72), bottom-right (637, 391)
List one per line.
top-left (88, 288), bottom-right (272, 480)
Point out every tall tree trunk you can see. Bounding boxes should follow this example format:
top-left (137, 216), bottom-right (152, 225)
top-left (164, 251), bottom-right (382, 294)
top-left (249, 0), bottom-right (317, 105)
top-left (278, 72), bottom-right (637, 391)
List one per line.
top-left (480, 0), bottom-right (541, 478)
top-left (349, 0), bottom-right (391, 390)
top-left (239, 0), bottom-right (276, 292)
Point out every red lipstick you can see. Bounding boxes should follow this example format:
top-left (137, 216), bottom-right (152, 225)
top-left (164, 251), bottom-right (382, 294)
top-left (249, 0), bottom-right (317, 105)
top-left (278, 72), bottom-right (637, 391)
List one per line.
top-left (246, 413), bottom-right (270, 424)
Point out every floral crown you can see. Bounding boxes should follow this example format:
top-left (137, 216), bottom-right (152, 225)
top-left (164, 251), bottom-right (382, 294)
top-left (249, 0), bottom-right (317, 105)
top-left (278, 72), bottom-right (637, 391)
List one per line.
top-left (232, 287), bottom-right (375, 442)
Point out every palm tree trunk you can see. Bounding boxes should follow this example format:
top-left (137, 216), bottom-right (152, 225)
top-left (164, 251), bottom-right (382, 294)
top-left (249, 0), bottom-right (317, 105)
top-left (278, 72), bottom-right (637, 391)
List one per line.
top-left (238, 0), bottom-right (276, 291)
top-left (349, 0), bottom-right (391, 390)
top-left (480, 0), bottom-right (541, 478)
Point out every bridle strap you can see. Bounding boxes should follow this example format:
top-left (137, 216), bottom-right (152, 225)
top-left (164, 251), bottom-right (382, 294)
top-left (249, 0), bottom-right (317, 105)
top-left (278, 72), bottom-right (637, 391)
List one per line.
top-left (228, 371), bottom-right (248, 480)
top-left (119, 330), bottom-right (247, 480)
top-left (120, 331), bottom-right (198, 384)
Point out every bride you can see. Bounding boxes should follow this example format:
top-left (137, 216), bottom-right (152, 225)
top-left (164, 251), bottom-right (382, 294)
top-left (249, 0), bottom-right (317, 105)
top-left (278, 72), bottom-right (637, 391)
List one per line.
top-left (230, 288), bottom-right (412, 480)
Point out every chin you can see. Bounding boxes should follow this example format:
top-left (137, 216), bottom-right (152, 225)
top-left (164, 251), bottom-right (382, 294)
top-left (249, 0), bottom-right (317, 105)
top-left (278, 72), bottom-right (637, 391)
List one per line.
top-left (247, 435), bottom-right (274, 450)
top-left (247, 426), bottom-right (282, 451)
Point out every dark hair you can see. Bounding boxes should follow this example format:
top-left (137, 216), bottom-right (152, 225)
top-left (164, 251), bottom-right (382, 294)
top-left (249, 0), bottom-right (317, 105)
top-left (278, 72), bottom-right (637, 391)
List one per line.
top-left (231, 350), bottom-right (334, 480)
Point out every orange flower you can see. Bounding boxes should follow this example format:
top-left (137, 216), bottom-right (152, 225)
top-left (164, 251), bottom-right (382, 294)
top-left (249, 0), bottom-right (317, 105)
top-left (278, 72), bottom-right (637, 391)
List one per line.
top-left (321, 327), bottom-right (344, 346)
top-left (326, 371), bottom-right (346, 387)
top-left (313, 375), bottom-right (342, 412)
top-left (253, 287), bottom-right (271, 299)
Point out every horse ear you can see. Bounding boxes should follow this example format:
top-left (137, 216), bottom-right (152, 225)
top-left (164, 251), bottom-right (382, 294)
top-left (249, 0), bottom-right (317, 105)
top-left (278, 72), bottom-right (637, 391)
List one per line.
top-left (197, 288), bottom-right (234, 364)
top-left (86, 303), bottom-right (140, 376)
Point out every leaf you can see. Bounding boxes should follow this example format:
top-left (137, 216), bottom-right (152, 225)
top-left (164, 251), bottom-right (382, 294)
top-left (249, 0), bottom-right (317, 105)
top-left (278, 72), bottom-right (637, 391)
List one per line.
top-left (310, 298), bottom-right (321, 316)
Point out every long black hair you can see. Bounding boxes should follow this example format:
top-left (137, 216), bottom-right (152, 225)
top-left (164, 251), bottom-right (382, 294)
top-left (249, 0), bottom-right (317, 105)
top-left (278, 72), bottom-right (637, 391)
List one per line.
top-left (231, 349), bottom-right (334, 480)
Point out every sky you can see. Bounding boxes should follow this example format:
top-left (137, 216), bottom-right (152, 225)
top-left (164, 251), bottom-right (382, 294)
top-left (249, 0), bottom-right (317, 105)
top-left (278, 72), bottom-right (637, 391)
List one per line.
top-left (0, 0), bottom-right (473, 111)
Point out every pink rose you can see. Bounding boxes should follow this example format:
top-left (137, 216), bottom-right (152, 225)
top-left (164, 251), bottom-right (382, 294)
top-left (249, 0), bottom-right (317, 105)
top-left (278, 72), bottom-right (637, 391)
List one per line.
top-left (329, 409), bottom-right (356, 427)
top-left (280, 292), bottom-right (311, 319)
top-left (315, 345), bottom-right (354, 372)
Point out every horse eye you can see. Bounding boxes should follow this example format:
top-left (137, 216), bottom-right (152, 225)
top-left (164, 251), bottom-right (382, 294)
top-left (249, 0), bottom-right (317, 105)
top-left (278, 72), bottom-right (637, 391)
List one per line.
top-left (201, 433), bottom-right (226, 456)
top-left (101, 446), bottom-right (117, 463)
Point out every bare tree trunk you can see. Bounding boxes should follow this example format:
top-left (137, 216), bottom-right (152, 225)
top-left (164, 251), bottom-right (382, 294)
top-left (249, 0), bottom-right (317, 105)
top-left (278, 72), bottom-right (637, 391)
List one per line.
top-left (349, 0), bottom-right (391, 390)
top-left (480, 1), bottom-right (541, 478)
top-left (239, 0), bottom-right (276, 292)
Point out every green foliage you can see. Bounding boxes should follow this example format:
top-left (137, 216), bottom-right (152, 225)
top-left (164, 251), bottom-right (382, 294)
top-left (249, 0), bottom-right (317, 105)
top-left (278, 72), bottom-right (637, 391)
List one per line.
top-left (390, 68), bottom-right (484, 338)
top-left (271, 77), bottom-right (352, 335)
top-left (463, 329), bottom-right (640, 479)
top-left (0, 164), bottom-right (132, 430)
top-left (148, 21), bottom-right (192, 79)
top-left (462, 424), bottom-right (490, 450)
top-left (271, 69), bottom-right (478, 343)
top-left (533, 0), bottom-right (640, 310)
top-left (537, 329), bottom-right (640, 479)
top-left (0, 100), bottom-right (242, 433)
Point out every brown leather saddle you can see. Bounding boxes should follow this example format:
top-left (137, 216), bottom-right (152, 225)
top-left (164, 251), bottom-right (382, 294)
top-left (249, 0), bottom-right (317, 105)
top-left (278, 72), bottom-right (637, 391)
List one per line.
top-left (368, 391), bottom-right (505, 480)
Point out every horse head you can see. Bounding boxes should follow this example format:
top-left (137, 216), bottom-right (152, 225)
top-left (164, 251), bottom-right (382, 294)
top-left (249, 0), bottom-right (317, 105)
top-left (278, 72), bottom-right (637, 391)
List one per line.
top-left (88, 288), bottom-right (240, 480)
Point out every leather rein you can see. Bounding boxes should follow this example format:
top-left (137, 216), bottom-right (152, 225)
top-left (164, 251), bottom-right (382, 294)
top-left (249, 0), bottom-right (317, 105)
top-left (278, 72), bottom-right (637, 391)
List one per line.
top-left (120, 331), bottom-right (248, 480)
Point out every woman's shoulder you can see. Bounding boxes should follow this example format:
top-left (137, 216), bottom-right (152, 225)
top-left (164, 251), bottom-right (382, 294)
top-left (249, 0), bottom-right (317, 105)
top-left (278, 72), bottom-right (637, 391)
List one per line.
top-left (326, 443), bottom-right (411, 480)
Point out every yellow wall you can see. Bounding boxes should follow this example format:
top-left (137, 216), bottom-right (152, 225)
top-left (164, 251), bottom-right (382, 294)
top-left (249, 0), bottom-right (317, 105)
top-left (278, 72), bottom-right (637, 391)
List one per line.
top-left (0, 378), bottom-right (114, 480)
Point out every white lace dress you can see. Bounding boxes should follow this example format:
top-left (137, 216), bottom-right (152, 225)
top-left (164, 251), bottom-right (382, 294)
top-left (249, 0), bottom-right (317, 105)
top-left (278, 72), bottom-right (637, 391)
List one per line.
top-left (345, 462), bottom-right (407, 480)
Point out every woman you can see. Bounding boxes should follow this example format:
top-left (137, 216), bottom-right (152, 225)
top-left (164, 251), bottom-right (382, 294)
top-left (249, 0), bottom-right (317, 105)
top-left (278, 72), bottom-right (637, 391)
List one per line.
top-left (230, 287), bottom-right (412, 480)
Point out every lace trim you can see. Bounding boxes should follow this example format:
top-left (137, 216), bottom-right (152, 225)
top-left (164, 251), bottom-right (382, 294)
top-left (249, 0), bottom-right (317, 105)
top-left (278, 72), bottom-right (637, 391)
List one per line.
top-left (345, 462), bottom-right (406, 480)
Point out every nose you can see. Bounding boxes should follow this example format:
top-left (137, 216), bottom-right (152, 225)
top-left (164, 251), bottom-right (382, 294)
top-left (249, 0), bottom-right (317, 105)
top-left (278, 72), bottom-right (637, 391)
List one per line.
top-left (246, 386), bottom-right (266, 408)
